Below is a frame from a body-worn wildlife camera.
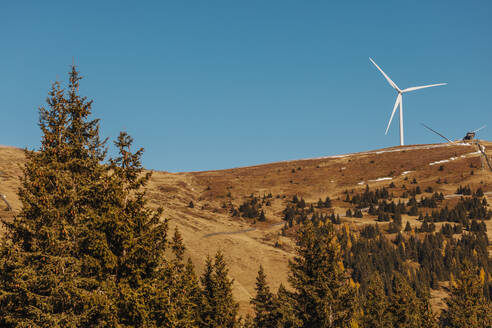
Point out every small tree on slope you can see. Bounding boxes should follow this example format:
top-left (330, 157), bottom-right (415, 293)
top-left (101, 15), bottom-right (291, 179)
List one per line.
top-left (288, 222), bottom-right (358, 328)
top-left (251, 265), bottom-right (277, 328)
top-left (362, 272), bottom-right (392, 328)
top-left (199, 251), bottom-right (238, 328)
top-left (440, 260), bottom-right (492, 328)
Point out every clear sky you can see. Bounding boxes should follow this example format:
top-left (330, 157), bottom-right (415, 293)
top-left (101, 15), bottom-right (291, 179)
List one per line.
top-left (1, 1), bottom-right (491, 172)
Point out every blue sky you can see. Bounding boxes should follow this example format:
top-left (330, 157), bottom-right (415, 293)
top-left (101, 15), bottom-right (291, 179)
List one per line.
top-left (1, 1), bottom-right (491, 171)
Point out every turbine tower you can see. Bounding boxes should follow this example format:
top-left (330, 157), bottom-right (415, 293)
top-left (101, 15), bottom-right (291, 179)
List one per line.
top-left (369, 58), bottom-right (447, 146)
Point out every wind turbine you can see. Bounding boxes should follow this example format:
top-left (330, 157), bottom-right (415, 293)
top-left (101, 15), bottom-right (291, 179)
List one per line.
top-left (464, 125), bottom-right (486, 141)
top-left (369, 58), bottom-right (447, 146)
top-left (421, 123), bottom-right (454, 143)
top-left (421, 123), bottom-right (487, 142)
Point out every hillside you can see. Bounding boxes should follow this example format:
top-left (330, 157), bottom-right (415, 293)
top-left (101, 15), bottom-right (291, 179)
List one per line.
top-left (1, 141), bottom-right (492, 314)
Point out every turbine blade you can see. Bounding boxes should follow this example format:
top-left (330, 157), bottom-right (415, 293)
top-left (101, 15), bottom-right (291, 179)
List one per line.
top-left (369, 58), bottom-right (401, 91)
top-left (385, 94), bottom-right (401, 135)
top-left (473, 125), bottom-right (486, 133)
top-left (421, 123), bottom-right (454, 143)
top-left (402, 83), bottom-right (447, 93)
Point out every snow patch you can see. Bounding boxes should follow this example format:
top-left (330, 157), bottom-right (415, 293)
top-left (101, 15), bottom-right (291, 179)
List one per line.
top-left (429, 151), bottom-right (481, 166)
top-left (369, 177), bottom-right (392, 182)
top-left (429, 158), bottom-right (452, 166)
top-left (401, 171), bottom-right (412, 175)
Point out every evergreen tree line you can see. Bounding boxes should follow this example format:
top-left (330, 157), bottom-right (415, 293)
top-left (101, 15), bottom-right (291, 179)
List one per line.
top-left (282, 204), bottom-right (341, 229)
top-left (345, 186), bottom-right (391, 208)
top-left (344, 224), bottom-right (492, 303)
top-left (456, 185), bottom-right (484, 197)
top-left (428, 196), bottom-right (492, 224)
top-left (232, 195), bottom-right (269, 222)
top-left (250, 221), bottom-right (491, 328)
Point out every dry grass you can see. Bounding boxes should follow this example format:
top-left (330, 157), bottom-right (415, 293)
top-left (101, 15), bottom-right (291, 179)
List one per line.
top-left (1, 141), bottom-right (492, 314)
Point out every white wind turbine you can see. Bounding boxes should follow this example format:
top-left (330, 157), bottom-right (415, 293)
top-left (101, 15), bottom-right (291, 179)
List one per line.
top-left (369, 58), bottom-right (447, 146)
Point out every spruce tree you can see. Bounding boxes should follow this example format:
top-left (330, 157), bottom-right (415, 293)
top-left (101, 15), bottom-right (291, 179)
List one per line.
top-left (240, 315), bottom-right (255, 328)
top-left (199, 256), bottom-right (216, 327)
top-left (251, 265), bottom-right (276, 328)
top-left (0, 67), bottom-right (196, 327)
top-left (199, 251), bottom-right (238, 328)
top-left (100, 131), bottom-right (173, 327)
top-left (362, 272), bottom-right (392, 328)
top-left (419, 289), bottom-right (438, 328)
top-left (440, 260), bottom-right (492, 328)
top-left (149, 228), bottom-right (201, 327)
top-left (288, 222), bottom-right (358, 328)
top-left (0, 68), bottom-right (117, 327)
top-left (387, 272), bottom-right (421, 328)
top-left (272, 284), bottom-right (302, 328)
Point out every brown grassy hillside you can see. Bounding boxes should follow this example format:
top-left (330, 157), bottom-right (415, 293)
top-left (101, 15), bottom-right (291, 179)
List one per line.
top-left (1, 141), bottom-right (492, 314)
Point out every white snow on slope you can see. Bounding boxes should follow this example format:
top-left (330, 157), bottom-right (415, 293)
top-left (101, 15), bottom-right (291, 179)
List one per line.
top-left (429, 151), bottom-right (481, 166)
top-left (430, 158), bottom-right (456, 166)
top-left (369, 177), bottom-right (392, 182)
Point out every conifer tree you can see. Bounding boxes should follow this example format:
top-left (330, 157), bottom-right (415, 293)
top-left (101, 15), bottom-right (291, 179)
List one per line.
top-left (387, 272), bottom-right (421, 328)
top-left (0, 67), bottom-right (196, 327)
top-left (419, 289), bottom-right (438, 328)
top-left (362, 272), bottom-right (392, 328)
top-left (440, 260), bottom-right (492, 328)
top-left (199, 251), bottom-right (238, 327)
top-left (0, 68), bottom-right (118, 327)
top-left (259, 210), bottom-right (266, 222)
top-left (150, 228), bottom-right (201, 327)
top-left (102, 131), bottom-right (172, 327)
top-left (272, 284), bottom-right (302, 328)
top-left (288, 222), bottom-right (358, 328)
top-left (251, 265), bottom-right (276, 328)
top-left (199, 256), bottom-right (216, 327)
top-left (240, 315), bottom-right (255, 328)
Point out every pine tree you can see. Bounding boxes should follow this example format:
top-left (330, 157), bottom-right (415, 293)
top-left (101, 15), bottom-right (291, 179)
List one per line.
top-left (0, 67), bottom-right (197, 327)
top-left (387, 272), bottom-right (421, 328)
top-left (362, 272), bottom-right (392, 328)
top-left (199, 256), bottom-right (216, 327)
top-left (419, 289), bottom-right (438, 328)
top-left (102, 131), bottom-right (174, 327)
top-left (272, 284), bottom-right (302, 328)
top-left (0, 68), bottom-right (118, 327)
top-left (440, 260), bottom-right (492, 328)
top-left (199, 251), bottom-right (238, 327)
top-left (259, 210), bottom-right (266, 222)
top-left (251, 265), bottom-right (276, 328)
top-left (240, 315), bottom-right (255, 328)
top-left (288, 222), bottom-right (358, 327)
top-left (150, 228), bottom-right (200, 327)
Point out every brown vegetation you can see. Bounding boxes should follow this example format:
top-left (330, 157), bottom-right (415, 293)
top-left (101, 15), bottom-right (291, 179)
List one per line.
top-left (2, 141), bottom-right (492, 314)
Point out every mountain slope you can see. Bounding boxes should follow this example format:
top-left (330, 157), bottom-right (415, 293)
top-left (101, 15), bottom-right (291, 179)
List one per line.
top-left (1, 141), bottom-right (492, 314)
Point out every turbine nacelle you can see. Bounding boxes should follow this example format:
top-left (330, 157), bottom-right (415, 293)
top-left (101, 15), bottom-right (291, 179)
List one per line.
top-left (369, 57), bottom-right (447, 146)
